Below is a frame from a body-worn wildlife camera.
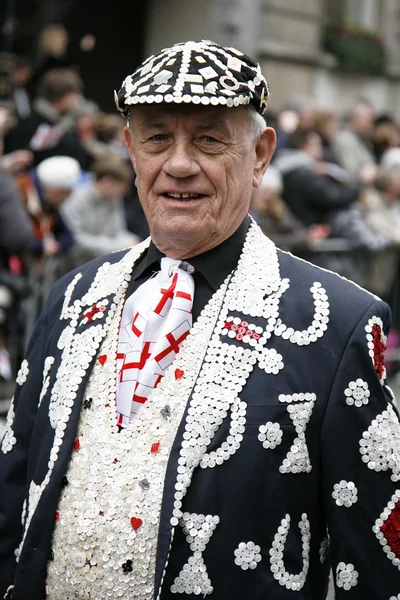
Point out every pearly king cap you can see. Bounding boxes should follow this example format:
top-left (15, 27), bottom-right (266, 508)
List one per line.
top-left (115, 39), bottom-right (269, 117)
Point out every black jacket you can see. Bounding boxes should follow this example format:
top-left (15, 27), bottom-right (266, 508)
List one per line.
top-left (4, 101), bottom-right (89, 169)
top-left (0, 172), bottom-right (35, 268)
top-left (275, 150), bottom-right (363, 227)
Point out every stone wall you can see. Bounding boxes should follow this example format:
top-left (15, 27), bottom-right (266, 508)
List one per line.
top-left (143, 0), bottom-right (400, 119)
top-left (145, 0), bottom-right (209, 56)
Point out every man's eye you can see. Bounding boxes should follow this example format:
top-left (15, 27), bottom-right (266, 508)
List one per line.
top-left (202, 135), bottom-right (218, 143)
top-left (149, 134), bottom-right (167, 142)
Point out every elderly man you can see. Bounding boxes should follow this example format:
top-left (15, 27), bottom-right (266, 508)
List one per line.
top-left (0, 40), bottom-right (399, 600)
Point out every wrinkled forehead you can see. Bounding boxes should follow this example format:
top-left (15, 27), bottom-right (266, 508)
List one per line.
top-left (129, 104), bottom-right (251, 133)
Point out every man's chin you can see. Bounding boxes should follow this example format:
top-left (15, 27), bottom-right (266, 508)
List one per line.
top-left (158, 224), bottom-right (208, 242)
top-left (151, 222), bottom-right (216, 256)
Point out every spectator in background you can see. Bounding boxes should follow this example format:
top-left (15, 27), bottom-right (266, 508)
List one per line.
top-left (272, 94), bottom-right (315, 159)
top-left (371, 114), bottom-right (400, 164)
top-left (61, 154), bottom-right (139, 266)
top-left (333, 98), bottom-right (377, 181)
top-left (93, 113), bottom-right (129, 160)
top-left (32, 155), bottom-right (81, 260)
top-left (83, 112), bottom-right (149, 240)
top-left (11, 56), bottom-right (33, 120)
top-left (250, 164), bottom-right (330, 253)
top-left (0, 106), bottom-right (32, 174)
top-left (312, 109), bottom-right (338, 164)
top-left (364, 165), bottom-right (400, 299)
top-left (380, 146), bottom-right (400, 171)
top-left (80, 112), bottom-right (128, 162)
top-left (325, 190), bottom-right (391, 288)
top-left (74, 99), bottom-right (100, 148)
top-left (4, 68), bottom-right (89, 168)
top-left (29, 23), bottom-right (96, 98)
top-left (274, 128), bottom-right (367, 227)
top-left (0, 167), bottom-right (35, 264)
top-left (0, 169), bottom-right (36, 381)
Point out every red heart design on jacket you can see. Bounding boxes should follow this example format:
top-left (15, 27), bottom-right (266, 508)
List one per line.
top-left (98, 355), bottom-right (107, 366)
top-left (130, 517), bottom-right (143, 530)
top-left (174, 368), bottom-right (184, 380)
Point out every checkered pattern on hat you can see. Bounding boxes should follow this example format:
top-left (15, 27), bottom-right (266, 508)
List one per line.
top-left (115, 39), bottom-right (269, 117)
top-left (116, 257), bottom-right (194, 427)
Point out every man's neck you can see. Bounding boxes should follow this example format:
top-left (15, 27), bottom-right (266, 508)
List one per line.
top-left (152, 231), bottom-right (237, 261)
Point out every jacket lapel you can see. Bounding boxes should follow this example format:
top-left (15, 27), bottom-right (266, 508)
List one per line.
top-left (19, 241), bottom-right (151, 559)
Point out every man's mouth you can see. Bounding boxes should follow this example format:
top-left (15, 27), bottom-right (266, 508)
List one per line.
top-left (164, 192), bottom-right (203, 200)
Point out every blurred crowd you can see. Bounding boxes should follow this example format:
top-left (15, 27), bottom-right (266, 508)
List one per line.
top-left (2, 23), bottom-right (400, 383)
top-left (251, 96), bottom-right (400, 376)
top-left (0, 24), bottom-right (148, 383)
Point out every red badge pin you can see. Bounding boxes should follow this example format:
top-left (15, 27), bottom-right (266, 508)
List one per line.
top-left (98, 355), bottom-right (107, 366)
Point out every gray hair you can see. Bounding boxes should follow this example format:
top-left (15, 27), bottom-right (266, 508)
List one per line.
top-left (248, 105), bottom-right (267, 141)
top-left (126, 104), bottom-right (267, 141)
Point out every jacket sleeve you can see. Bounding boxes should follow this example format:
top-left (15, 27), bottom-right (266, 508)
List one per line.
top-left (332, 133), bottom-right (375, 183)
top-left (321, 299), bottom-right (400, 597)
top-left (0, 290), bottom-right (51, 597)
top-left (296, 168), bottom-right (363, 211)
top-left (61, 194), bottom-right (138, 256)
top-left (328, 206), bottom-right (391, 252)
top-left (53, 212), bottom-right (75, 252)
top-left (0, 173), bottom-right (36, 254)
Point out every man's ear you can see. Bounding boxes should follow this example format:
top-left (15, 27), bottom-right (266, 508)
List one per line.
top-left (124, 127), bottom-right (136, 170)
top-left (253, 127), bottom-right (276, 188)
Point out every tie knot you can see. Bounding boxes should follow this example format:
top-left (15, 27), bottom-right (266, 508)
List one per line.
top-left (161, 257), bottom-right (195, 278)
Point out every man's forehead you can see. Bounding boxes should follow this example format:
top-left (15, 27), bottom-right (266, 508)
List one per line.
top-left (131, 104), bottom-right (248, 129)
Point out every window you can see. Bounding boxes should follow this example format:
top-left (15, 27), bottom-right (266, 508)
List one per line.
top-left (345, 0), bottom-right (382, 30)
top-left (325, 0), bottom-right (382, 30)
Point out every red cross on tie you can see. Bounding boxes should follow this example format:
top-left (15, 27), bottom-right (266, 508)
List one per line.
top-left (154, 273), bottom-right (178, 315)
top-left (154, 330), bottom-right (190, 363)
top-left (119, 342), bottom-right (152, 382)
top-left (131, 312), bottom-right (144, 337)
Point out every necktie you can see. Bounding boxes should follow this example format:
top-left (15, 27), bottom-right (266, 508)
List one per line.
top-left (116, 257), bottom-right (195, 427)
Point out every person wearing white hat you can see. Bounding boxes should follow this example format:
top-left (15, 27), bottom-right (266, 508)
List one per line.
top-left (36, 155), bottom-right (81, 192)
top-left (28, 155), bottom-right (81, 259)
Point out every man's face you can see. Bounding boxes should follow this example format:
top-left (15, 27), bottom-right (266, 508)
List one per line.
top-left (97, 176), bottom-right (129, 200)
top-left (56, 92), bottom-right (81, 115)
top-left (43, 188), bottom-right (71, 206)
top-left (125, 105), bottom-right (275, 258)
top-left (305, 132), bottom-right (323, 161)
top-left (353, 104), bottom-right (374, 137)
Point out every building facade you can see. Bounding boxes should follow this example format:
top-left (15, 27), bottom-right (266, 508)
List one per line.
top-left (2, 0), bottom-right (400, 117)
top-left (145, 0), bottom-right (400, 119)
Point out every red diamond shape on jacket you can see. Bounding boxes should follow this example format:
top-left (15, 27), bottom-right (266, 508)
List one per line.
top-left (381, 500), bottom-right (400, 557)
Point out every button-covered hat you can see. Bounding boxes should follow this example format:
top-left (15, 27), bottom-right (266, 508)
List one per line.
top-left (115, 39), bottom-right (269, 117)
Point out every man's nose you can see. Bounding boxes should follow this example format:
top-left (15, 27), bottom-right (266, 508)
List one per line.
top-left (163, 142), bottom-right (201, 178)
